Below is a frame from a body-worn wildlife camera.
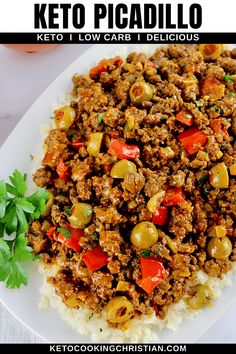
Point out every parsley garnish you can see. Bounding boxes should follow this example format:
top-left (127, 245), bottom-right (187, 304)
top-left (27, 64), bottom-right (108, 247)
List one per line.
top-left (89, 313), bottom-right (94, 320)
top-left (213, 105), bottom-right (220, 112)
top-left (0, 170), bottom-right (49, 289)
top-left (156, 66), bottom-right (160, 73)
top-left (224, 74), bottom-right (234, 83)
top-left (83, 208), bottom-right (93, 217)
top-left (98, 112), bottom-right (105, 125)
top-left (100, 328), bottom-right (103, 332)
top-left (228, 92), bottom-right (235, 98)
top-left (29, 154), bottom-right (34, 161)
top-left (140, 250), bottom-right (151, 258)
top-left (57, 227), bottom-right (71, 238)
top-left (64, 208), bottom-right (71, 215)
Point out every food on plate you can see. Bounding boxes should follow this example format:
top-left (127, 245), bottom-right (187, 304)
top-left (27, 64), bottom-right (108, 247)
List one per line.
top-left (1, 44), bottom-right (236, 338)
top-left (28, 44), bottom-right (236, 329)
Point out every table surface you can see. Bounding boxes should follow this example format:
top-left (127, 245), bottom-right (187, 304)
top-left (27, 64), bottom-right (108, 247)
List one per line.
top-left (0, 44), bottom-right (236, 344)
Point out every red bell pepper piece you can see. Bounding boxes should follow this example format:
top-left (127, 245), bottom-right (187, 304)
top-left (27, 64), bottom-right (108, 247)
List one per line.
top-left (56, 159), bottom-right (68, 180)
top-left (210, 119), bottom-right (228, 138)
top-left (178, 127), bottom-right (208, 155)
top-left (108, 139), bottom-right (140, 160)
top-left (163, 187), bottom-right (186, 207)
top-left (71, 140), bottom-right (84, 151)
top-left (226, 227), bottom-right (234, 236)
top-left (82, 246), bottom-right (109, 272)
top-left (57, 224), bottom-right (83, 252)
top-left (152, 206), bottom-right (168, 226)
top-left (89, 56), bottom-right (123, 79)
top-left (137, 257), bottom-right (167, 294)
top-left (153, 304), bottom-right (159, 316)
top-left (175, 110), bottom-right (193, 126)
top-left (47, 226), bottom-right (57, 240)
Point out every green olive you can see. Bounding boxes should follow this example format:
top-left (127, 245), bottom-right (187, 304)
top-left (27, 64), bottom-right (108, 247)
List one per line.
top-left (54, 106), bottom-right (76, 129)
top-left (207, 236), bottom-right (232, 259)
top-left (107, 296), bottom-right (134, 324)
top-left (110, 160), bottom-right (137, 179)
top-left (87, 132), bottom-right (104, 157)
top-left (187, 284), bottom-right (213, 310)
top-left (68, 203), bottom-right (93, 229)
top-left (130, 221), bottom-right (158, 249)
top-left (129, 82), bottom-right (153, 104)
top-left (41, 192), bottom-right (54, 217)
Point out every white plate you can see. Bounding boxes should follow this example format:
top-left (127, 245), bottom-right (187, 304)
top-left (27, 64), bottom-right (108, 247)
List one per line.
top-left (0, 44), bottom-right (236, 343)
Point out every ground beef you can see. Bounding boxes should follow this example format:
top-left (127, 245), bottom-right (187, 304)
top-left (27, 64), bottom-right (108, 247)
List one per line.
top-left (28, 44), bottom-right (236, 327)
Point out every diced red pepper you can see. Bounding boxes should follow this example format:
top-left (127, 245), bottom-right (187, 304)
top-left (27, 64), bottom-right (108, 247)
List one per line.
top-left (210, 118), bottom-right (222, 134)
top-left (175, 109), bottom-right (193, 126)
top-left (113, 56), bottom-right (123, 67)
top-left (153, 304), bottom-right (159, 316)
top-left (226, 227), bottom-right (234, 236)
top-left (82, 246), bottom-right (109, 272)
top-left (57, 224), bottom-right (83, 252)
top-left (152, 206), bottom-right (168, 226)
top-left (178, 127), bottom-right (208, 155)
top-left (137, 257), bottom-right (167, 294)
top-left (210, 118), bottom-right (229, 138)
top-left (163, 187), bottom-right (186, 207)
top-left (47, 226), bottom-right (57, 240)
top-left (89, 56), bottom-right (123, 79)
top-left (56, 159), bottom-right (68, 180)
top-left (108, 139), bottom-right (140, 160)
top-left (140, 257), bottom-right (166, 279)
top-left (71, 140), bottom-right (84, 151)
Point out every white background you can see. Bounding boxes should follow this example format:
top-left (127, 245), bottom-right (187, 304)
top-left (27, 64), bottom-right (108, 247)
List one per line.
top-left (0, 0), bottom-right (236, 33)
top-left (0, 43), bottom-right (236, 344)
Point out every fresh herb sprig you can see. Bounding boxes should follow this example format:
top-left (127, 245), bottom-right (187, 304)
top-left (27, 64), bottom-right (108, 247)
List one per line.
top-left (0, 170), bottom-right (49, 289)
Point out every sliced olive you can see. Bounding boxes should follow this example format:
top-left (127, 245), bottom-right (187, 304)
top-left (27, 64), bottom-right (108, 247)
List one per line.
top-left (68, 202), bottom-right (93, 229)
top-left (147, 191), bottom-right (165, 213)
top-left (116, 281), bottom-right (130, 292)
top-left (207, 236), bottom-right (232, 259)
top-left (187, 284), bottom-right (213, 310)
top-left (130, 221), bottom-right (158, 249)
top-left (54, 106), bottom-right (76, 129)
top-left (41, 192), bottom-right (54, 217)
top-left (107, 296), bottom-right (134, 324)
top-left (87, 132), bottom-right (104, 157)
top-left (130, 82), bottom-right (153, 105)
top-left (209, 162), bottom-right (229, 189)
top-left (110, 160), bottom-right (137, 179)
top-left (199, 44), bottom-right (222, 60)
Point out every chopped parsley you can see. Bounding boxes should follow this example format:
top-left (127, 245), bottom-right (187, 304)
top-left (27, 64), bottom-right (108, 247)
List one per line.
top-left (213, 105), bottom-right (220, 112)
top-left (195, 100), bottom-right (204, 108)
top-left (156, 66), bottom-right (160, 73)
top-left (228, 92), bottom-right (235, 98)
top-left (140, 250), bottom-right (151, 258)
top-left (29, 154), bottom-right (34, 161)
top-left (89, 313), bottom-right (94, 320)
top-left (125, 122), bottom-right (130, 131)
top-left (202, 187), bottom-right (210, 197)
top-left (92, 232), bottom-right (99, 242)
top-left (98, 112), bottom-right (105, 125)
top-left (100, 328), bottom-right (103, 332)
top-left (64, 208), bottom-right (71, 215)
top-left (224, 74), bottom-right (234, 83)
top-left (57, 227), bottom-right (71, 239)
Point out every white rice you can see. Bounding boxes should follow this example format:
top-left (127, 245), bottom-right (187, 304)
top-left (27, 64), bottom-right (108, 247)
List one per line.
top-left (38, 263), bottom-right (236, 343)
